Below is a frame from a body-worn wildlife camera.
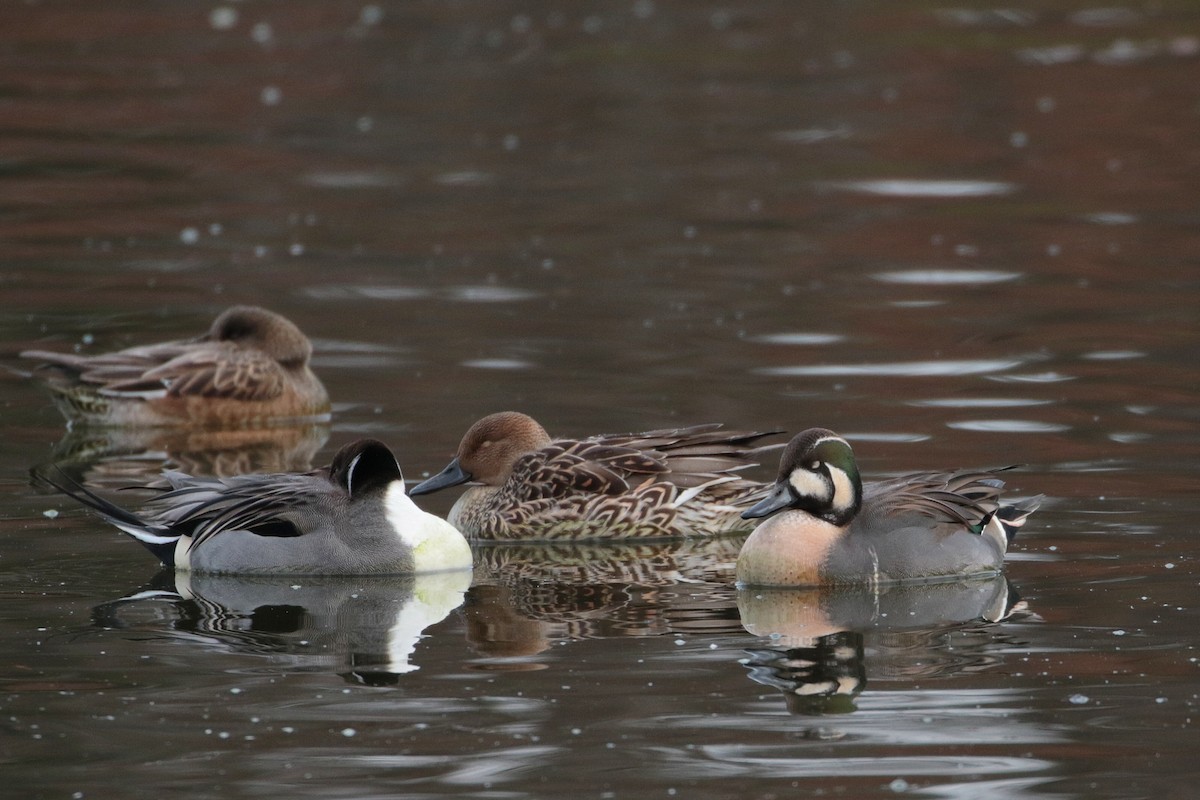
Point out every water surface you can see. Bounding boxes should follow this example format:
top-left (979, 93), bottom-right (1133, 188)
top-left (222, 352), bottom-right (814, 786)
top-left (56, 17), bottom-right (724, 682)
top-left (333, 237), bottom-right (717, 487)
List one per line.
top-left (2, 2), bottom-right (1198, 798)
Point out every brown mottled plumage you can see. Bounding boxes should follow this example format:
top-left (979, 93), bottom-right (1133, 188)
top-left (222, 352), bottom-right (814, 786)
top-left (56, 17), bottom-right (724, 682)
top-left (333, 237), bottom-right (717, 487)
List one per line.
top-left (409, 411), bottom-right (782, 540)
top-left (22, 306), bottom-right (330, 428)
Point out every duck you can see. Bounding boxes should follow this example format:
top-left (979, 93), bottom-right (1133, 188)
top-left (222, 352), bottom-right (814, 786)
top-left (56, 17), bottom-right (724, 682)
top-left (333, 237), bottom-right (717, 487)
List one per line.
top-left (21, 305), bottom-right (330, 428)
top-left (736, 428), bottom-right (1042, 587)
top-left (34, 438), bottom-right (473, 575)
top-left (408, 411), bottom-right (782, 540)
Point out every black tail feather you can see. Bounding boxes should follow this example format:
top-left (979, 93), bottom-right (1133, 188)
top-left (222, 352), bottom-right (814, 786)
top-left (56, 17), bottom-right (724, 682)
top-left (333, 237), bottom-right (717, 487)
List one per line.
top-left (31, 463), bottom-right (180, 566)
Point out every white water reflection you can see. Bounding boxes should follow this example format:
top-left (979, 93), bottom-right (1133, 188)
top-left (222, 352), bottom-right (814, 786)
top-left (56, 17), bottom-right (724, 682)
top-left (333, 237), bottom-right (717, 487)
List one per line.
top-left (947, 420), bottom-right (1072, 433)
top-left (821, 179), bottom-right (1017, 198)
top-left (873, 269), bottom-right (1021, 286)
top-left (756, 358), bottom-right (1028, 378)
top-left (461, 358), bottom-right (534, 370)
top-left (303, 284), bottom-right (539, 303)
top-left (911, 397), bottom-right (1054, 409)
top-left (751, 332), bottom-right (846, 346)
top-left (771, 126), bottom-right (853, 144)
top-left (988, 371), bottom-right (1076, 383)
top-left (656, 745), bottom-right (1055, 780)
top-left (1082, 350), bottom-right (1145, 361)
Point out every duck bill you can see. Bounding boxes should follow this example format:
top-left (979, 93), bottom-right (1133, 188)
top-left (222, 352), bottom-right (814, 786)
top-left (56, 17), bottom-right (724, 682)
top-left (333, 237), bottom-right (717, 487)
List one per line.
top-left (741, 483), bottom-right (793, 519)
top-left (409, 458), bottom-right (472, 496)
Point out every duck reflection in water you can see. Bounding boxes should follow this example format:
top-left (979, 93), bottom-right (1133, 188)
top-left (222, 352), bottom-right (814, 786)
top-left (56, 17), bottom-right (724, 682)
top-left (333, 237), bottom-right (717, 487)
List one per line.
top-left (737, 575), bottom-right (1025, 715)
top-left (36, 421), bottom-right (330, 489)
top-left (461, 537), bottom-right (745, 668)
top-left (91, 571), bottom-right (470, 685)
top-left (744, 632), bottom-right (866, 715)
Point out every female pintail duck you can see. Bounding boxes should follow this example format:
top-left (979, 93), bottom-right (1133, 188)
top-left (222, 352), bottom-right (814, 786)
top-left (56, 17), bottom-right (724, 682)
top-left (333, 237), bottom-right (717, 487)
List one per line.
top-left (736, 428), bottom-right (1042, 587)
top-left (409, 411), bottom-right (782, 540)
top-left (21, 305), bottom-right (330, 427)
top-left (36, 438), bottom-right (473, 575)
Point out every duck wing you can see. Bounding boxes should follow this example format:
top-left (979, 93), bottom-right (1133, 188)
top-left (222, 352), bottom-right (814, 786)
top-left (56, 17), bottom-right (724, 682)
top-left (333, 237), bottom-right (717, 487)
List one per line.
top-left (864, 468), bottom-right (1014, 530)
top-left (145, 472), bottom-right (321, 548)
top-left (134, 345), bottom-right (286, 401)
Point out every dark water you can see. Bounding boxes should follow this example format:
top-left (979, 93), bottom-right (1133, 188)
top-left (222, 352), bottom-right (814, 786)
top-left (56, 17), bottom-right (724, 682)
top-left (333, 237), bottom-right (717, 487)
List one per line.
top-left (2, 2), bottom-right (1198, 797)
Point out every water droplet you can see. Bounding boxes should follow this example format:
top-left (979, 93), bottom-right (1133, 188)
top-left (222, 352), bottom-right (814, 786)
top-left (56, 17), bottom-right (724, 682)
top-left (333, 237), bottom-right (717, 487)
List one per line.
top-left (889, 778), bottom-right (910, 792)
top-left (633, 0), bottom-right (656, 19)
top-left (360, 5), bottom-right (383, 26)
top-left (341, 727), bottom-right (357, 737)
top-left (1068, 693), bottom-right (1089, 705)
top-left (42, 509), bottom-right (58, 519)
top-left (209, 7), bottom-right (238, 30)
top-left (261, 86), bottom-right (282, 106)
top-left (180, 227), bottom-right (200, 245)
top-left (251, 22), bottom-right (273, 44)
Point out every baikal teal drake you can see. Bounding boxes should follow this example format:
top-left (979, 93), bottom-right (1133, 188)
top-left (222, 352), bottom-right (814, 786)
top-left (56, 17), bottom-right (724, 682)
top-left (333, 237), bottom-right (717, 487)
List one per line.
top-left (736, 428), bottom-right (1042, 587)
top-left (36, 438), bottom-right (472, 576)
top-left (21, 306), bottom-right (330, 428)
top-left (409, 411), bottom-right (782, 540)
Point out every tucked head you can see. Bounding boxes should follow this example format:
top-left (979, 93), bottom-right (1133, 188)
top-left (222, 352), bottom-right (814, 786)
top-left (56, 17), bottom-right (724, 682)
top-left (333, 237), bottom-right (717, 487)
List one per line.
top-left (409, 411), bottom-right (553, 495)
top-left (741, 428), bottom-right (863, 526)
top-left (207, 306), bottom-right (313, 367)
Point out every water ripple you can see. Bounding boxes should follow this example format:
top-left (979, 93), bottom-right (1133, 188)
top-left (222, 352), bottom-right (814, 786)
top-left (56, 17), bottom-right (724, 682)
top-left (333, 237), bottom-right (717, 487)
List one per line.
top-left (874, 269), bottom-right (1022, 286)
top-left (657, 746), bottom-right (1055, 779)
top-left (1082, 350), bottom-right (1145, 361)
top-left (303, 284), bottom-right (539, 303)
top-left (947, 419), bottom-right (1071, 433)
top-left (443, 285), bottom-right (540, 303)
top-left (821, 179), bottom-right (1017, 198)
top-left (751, 332), bottom-right (846, 346)
top-left (756, 358), bottom-right (1027, 378)
top-left (988, 371), bottom-right (1076, 384)
top-left (461, 358), bottom-right (534, 370)
top-left (911, 397), bottom-right (1054, 409)
top-left (771, 126), bottom-right (853, 143)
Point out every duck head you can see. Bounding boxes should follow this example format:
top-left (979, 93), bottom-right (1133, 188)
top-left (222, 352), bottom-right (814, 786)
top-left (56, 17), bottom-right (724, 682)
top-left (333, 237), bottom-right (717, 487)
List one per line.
top-left (741, 428), bottom-right (862, 527)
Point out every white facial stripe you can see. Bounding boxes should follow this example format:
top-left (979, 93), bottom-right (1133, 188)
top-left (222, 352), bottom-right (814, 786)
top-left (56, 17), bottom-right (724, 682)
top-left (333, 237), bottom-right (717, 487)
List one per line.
top-left (827, 465), bottom-right (857, 512)
top-left (812, 435), bottom-right (852, 452)
top-left (788, 467), bottom-right (830, 500)
top-left (345, 452), bottom-right (364, 495)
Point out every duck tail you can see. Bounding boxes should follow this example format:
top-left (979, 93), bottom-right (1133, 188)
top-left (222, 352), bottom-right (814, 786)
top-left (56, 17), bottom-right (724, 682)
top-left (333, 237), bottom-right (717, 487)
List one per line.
top-left (979, 494), bottom-right (1044, 550)
top-left (31, 464), bottom-right (180, 566)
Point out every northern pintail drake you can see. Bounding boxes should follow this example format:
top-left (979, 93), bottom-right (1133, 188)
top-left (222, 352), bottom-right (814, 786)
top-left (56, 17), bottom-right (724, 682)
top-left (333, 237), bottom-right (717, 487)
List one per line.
top-left (736, 428), bottom-right (1042, 587)
top-left (408, 411), bottom-right (782, 540)
top-left (36, 438), bottom-right (473, 575)
top-left (21, 305), bottom-right (330, 427)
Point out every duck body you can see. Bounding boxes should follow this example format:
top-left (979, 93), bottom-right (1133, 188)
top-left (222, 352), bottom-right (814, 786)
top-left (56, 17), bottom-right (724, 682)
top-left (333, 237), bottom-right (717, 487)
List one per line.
top-left (37, 439), bottom-right (472, 576)
top-left (21, 306), bottom-right (330, 428)
top-left (410, 411), bottom-right (781, 541)
top-left (736, 428), bottom-right (1041, 588)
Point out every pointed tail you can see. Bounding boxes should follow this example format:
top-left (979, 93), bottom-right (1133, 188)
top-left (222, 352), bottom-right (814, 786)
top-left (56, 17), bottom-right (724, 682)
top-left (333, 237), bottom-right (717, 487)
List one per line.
top-left (32, 464), bottom-right (180, 566)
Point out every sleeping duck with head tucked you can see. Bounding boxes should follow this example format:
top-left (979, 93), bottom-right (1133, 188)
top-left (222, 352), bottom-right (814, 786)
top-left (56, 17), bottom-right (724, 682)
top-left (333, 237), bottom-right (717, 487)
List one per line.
top-left (21, 306), bottom-right (330, 428)
top-left (736, 428), bottom-right (1042, 587)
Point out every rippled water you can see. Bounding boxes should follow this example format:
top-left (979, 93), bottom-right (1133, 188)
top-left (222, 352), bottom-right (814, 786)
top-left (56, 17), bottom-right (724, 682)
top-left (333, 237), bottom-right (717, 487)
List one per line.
top-left (2, 3), bottom-right (1198, 798)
